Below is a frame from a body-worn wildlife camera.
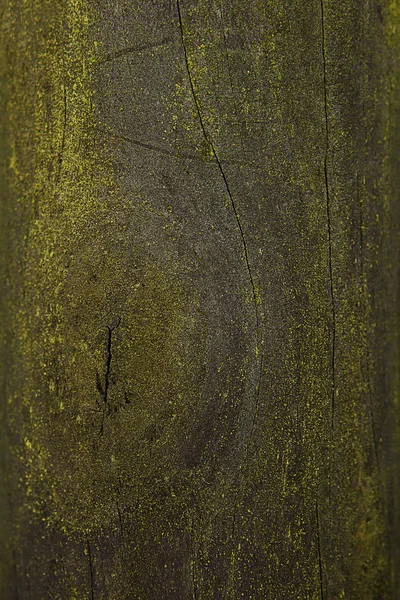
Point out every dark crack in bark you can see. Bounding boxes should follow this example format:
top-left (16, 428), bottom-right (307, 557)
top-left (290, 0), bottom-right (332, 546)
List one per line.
top-left (189, 516), bottom-right (199, 600)
top-left (218, 1), bottom-right (246, 155)
top-left (116, 499), bottom-right (124, 547)
top-left (176, 0), bottom-right (263, 411)
top-left (103, 317), bottom-right (121, 414)
top-left (176, 3), bottom-right (267, 586)
top-left (86, 535), bottom-right (95, 600)
top-left (57, 81), bottom-right (67, 182)
top-left (100, 126), bottom-right (215, 162)
top-left (100, 39), bottom-right (172, 64)
top-left (320, 0), bottom-right (336, 431)
top-left (357, 174), bottom-right (379, 466)
top-left (316, 498), bottom-right (325, 600)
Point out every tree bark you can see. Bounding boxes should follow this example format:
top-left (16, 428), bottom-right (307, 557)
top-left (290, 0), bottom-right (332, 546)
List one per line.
top-left (0, 1), bottom-right (399, 598)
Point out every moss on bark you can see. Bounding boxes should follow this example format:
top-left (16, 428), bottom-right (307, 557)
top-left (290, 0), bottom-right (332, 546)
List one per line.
top-left (1, 0), bottom-right (399, 598)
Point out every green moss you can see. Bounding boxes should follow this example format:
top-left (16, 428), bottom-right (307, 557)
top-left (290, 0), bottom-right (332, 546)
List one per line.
top-left (1, 0), bottom-right (202, 590)
top-left (1, 0), bottom-right (399, 597)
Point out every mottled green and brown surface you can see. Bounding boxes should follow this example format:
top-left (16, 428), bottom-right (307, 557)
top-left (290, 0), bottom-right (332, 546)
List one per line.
top-left (0, 1), bottom-right (399, 598)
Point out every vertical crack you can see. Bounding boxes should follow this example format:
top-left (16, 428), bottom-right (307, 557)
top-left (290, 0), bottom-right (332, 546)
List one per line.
top-left (218, 1), bottom-right (246, 155)
top-left (176, 0), bottom-right (262, 411)
top-left (116, 500), bottom-right (124, 543)
top-left (86, 535), bottom-right (95, 600)
top-left (57, 53), bottom-right (67, 184)
top-left (116, 473), bottom-right (125, 551)
top-left (176, 1), bottom-right (266, 582)
top-left (365, 350), bottom-right (379, 464)
top-left (357, 175), bottom-right (379, 466)
top-left (96, 317), bottom-right (121, 436)
top-left (176, 0), bottom-right (258, 322)
top-left (248, 352), bottom-right (265, 442)
top-left (189, 515), bottom-right (198, 600)
top-left (316, 498), bottom-right (325, 600)
top-left (59, 83), bottom-right (67, 171)
top-left (320, 0), bottom-right (336, 430)
top-left (103, 317), bottom-right (121, 414)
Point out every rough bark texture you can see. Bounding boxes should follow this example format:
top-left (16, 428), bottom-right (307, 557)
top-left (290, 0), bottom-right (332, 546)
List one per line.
top-left (0, 1), bottom-right (399, 598)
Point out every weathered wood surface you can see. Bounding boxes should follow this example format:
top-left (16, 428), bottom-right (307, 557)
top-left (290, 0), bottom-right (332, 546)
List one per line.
top-left (0, 1), bottom-right (399, 598)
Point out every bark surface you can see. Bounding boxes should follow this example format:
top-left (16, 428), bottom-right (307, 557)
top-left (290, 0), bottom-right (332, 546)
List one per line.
top-left (0, 1), bottom-right (399, 598)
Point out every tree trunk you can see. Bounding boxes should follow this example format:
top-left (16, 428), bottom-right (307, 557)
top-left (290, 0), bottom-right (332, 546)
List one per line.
top-left (1, 1), bottom-right (399, 598)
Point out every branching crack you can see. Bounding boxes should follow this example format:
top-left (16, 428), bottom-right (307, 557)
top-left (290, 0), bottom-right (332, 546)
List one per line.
top-left (96, 317), bottom-right (121, 436)
top-left (316, 499), bottom-right (325, 600)
top-left (321, 0), bottom-right (336, 430)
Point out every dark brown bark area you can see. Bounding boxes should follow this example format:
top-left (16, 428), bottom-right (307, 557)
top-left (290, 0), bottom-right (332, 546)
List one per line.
top-left (0, 1), bottom-right (399, 598)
